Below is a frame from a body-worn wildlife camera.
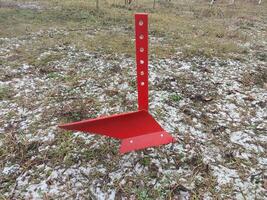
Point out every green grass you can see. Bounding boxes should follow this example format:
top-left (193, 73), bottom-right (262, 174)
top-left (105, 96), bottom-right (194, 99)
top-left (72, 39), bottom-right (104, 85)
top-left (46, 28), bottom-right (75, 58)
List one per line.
top-left (1, 0), bottom-right (265, 58)
top-left (0, 86), bottom-right (12, 100)
top-left (170, 94), bottom-right (183, 102)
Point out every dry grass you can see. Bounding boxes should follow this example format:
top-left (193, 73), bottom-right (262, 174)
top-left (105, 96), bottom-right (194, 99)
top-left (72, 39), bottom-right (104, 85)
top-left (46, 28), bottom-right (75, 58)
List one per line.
top-left (0, 0), bottom-right (266, 58)
top-left (0, 0), bottom-right (266, 199)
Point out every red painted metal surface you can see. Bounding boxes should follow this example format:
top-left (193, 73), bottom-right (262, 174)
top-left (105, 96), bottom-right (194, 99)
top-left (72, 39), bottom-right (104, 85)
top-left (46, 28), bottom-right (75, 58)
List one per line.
top-left (120, 130), bottom-right (174, 154)
top-left (135, 13), bottom-right (149, 111)
top-left (59, 13), bottom-right (175, 154)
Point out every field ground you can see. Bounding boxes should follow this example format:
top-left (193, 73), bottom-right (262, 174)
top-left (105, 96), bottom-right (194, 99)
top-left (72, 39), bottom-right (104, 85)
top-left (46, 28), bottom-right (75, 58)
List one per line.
top-left (0, 0), bottom-right (266, 199)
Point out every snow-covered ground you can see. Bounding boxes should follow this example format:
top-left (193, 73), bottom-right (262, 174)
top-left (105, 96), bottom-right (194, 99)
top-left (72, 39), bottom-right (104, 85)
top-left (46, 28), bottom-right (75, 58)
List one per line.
top-left (0, 28), bottom-right (266, 199)
top-left (0, 0), bottom-right (266, 197)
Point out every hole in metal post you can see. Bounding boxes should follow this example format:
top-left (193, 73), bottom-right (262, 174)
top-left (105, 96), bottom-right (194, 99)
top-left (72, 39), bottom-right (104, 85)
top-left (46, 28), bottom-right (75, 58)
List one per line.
top-left (141, 82), bottom-right (145, 86)
top-left (139, 20), bottom-right (143, 26)
top-left (140, 71), bottom-right (144, 76)
top-left (140, 60), bottom-right (144, 64)
top-left (140, 48), bottom-right (144, 52)
top-left (139, 34), bottom-right (144, 40)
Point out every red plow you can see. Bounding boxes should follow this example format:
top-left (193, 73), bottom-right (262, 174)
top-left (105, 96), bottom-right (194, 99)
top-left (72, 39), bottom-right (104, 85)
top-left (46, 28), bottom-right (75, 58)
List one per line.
top-left (59, 13), bottom-right (175, 154)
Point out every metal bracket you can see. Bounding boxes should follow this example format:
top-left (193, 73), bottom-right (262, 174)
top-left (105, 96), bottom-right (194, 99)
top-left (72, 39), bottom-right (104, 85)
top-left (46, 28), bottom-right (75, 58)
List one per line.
top-left (135, 13), bottom-right (149, 111)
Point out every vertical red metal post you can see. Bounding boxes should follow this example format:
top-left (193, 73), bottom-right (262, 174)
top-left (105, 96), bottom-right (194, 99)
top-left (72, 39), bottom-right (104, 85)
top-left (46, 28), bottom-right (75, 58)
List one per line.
top-left (59, 13), bottom-right (176, 154)
top-left (135, 13), bottom-right (149, 111)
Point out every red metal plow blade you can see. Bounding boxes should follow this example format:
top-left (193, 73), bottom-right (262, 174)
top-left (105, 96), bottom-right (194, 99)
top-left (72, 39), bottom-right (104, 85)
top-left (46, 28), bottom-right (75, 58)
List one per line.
top-left (59, 13), bottom-right (175, 154)
top-left (59, 110), bottom-right (175, 154)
